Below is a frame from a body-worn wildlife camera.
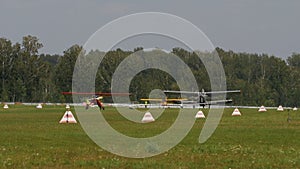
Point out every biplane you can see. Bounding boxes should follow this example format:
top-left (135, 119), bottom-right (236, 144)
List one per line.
top-left (163, 89), bottom-right (240, 108)
top-left (61, 92), bottom-right (131, 110)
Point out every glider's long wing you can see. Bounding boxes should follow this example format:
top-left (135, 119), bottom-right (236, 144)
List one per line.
top-left (163, 90), bottom-right (199, 94)
top-left (180, 99), bottom-right (233, 104)
top-left (166, 98), bottom-right (188, 101)
top-left (207, 99), bottom-right (233, 104)
top-left (140, 98), bottom-right (187, 102)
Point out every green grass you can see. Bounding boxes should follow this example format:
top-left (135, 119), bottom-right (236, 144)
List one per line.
top-left (0, 105), bottom-right (300, 168)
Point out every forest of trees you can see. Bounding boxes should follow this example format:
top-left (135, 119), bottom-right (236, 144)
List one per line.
top-left (1, 35), bottom-right (300, 107)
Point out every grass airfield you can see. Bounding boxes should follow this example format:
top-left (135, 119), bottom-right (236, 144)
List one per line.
top-left (0, 105), bottom-right (300, 168)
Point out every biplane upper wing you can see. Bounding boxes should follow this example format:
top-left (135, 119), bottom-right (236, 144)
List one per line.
top-left (203, 90), bottom-right (241, 94)
top-left (163, 90), bottom-right (240, 95)
top-left (61, 92), bottom-right (131, 96)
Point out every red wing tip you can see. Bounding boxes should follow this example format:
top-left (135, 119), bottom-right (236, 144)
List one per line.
top-left (61, 92), bottom-right (131, 96)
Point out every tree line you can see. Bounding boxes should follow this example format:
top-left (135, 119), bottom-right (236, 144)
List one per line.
top-left (0, 35), bottom-right (300, 107)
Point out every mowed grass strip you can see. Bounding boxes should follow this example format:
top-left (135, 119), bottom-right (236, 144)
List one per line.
top-left (0, 105), bottom-right (300, 168)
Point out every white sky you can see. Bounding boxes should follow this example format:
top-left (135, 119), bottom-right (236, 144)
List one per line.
top-left (1, 0), bottom-right (299, 58)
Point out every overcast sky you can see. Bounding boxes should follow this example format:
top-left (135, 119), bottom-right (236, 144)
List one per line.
top-left (1, 0), bottom-right (299, 58)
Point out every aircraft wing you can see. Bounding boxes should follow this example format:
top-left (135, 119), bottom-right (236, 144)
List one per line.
top-left (180, 100), bottom-right (198, 104)
top-left (140, 98), bottom-right (187, 102)
top-left (207, 99), bottom-right (233, 104)
top-left (61, 92), bottom-right (131, 96)
top-left (204, 90), bottom-right (241, 94)
top-left (163, 90), bottom-right (200, 94)
top-left (164, 90), bottom-right (240, 95)
top-left (62, 92), bottom-right (131, 96)
top-left (165, 98), bottom-right (188, 101)
top-left (140, 98), bottom-right (163, 102)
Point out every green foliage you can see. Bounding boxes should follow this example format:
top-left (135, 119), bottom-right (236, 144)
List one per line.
top-left (0, 35), bottom-right (299, 106)
top-left (54, 44), bottom-right (82, 102)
